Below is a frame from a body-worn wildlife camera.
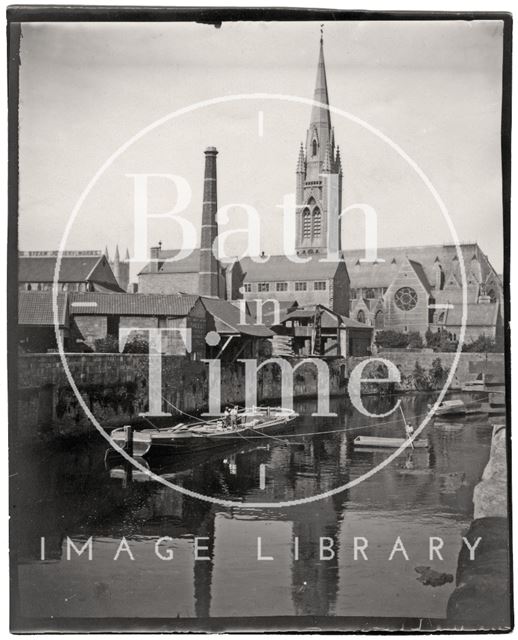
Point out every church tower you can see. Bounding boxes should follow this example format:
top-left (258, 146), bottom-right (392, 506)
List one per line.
top-left (296, 34), bottom-right (343, 255)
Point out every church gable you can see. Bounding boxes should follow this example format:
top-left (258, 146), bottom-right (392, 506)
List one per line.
top-left (384, 259), bottom-right (431, 334)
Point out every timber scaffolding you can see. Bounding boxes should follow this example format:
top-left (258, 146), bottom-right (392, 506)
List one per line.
top-left (270, 303), bottom-right (373, 358)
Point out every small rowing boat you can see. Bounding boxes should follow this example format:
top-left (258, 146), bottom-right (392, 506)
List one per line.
top-left (430, 399), bottom-right (467, 417)
top-left (354, 435), bottom-right (430, 449)
top-left (110, 406), bottom-right (298, 457)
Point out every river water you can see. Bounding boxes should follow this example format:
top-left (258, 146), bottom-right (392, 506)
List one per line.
top-left (11, 392), bottom-right (493, 628)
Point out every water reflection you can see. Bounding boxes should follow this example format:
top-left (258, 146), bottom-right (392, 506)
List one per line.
top-left (11, 393), bottom-right (493, 622)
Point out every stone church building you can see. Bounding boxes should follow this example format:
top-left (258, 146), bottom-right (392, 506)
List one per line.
top-left (136, 35), bottom-right (503, 343)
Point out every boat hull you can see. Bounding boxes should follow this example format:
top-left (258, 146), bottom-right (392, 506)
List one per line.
top-left (148, 418), bottom-right (296, 455)
top-left (354, 435), bottom-right (429, 449)
top-left (110, 408), bottom-right (298, 458)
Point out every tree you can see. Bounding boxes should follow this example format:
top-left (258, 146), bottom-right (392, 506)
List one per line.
top-left (412, 361), bottom-right (431, 391)
top-left (462, 334), bottom-right (497, 353)
top-left (429, 358), bottom-right (448, 388)
top-left (123, 336), bottom-right (150, 354)
top-left (407, 332), bottom-right (424, 349)
top-left (425, 329), bottom-right (457, 352)
top-left (375, 330), bottom-right (409, 349)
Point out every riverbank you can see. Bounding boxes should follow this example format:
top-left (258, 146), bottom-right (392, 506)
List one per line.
top-left (446, 424), bottom-right (510, 629)
top-left (15, 351), bottom-right (504, 440)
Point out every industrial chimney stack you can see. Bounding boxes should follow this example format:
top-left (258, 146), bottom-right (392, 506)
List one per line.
top-left (198, 147), bottom-right (220, 298)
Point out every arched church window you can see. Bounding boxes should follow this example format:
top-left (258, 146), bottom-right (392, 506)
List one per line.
top-left (302, 209), bottom-right (311, 238)
top-left (357, 310), bottom-right (365, 323)
top-left (312, 208), bottom-right (321, 237)
top-left (312, 140), bottom-right (317, 156)
top-left (374, 310), bottom-right (384, 329)
top-left (364, 288), bottom-right (375, 299)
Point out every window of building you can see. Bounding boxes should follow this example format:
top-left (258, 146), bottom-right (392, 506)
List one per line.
top-left (276, 282), bottom-right (288, 292)
top-left (258, 282), bottom-right (270, 292)
top-left (350, 288), bottom-right (357, 298)
top-left (374, 309), bottom-right (384, 329)
top-left (295, 282), bottom-right (307, 291)
top-left (25, 283), bottom-right (31, 291)
top-left (312, 139), bottom-right (317, 156)
top-left (364, 288), bottom-right (376, 299)
top-left (313, 208), bottom-right (321, 237)
top-left (243, 283), bottom-right (252, 293)
top-left (394, 286), bottom-right (418, 311)
top-left (302, 209), bottom-right (311, 238)
top-left (314, 281), bottom-right (326, 291)
top-left (357, 310), bottom-right (365, 323)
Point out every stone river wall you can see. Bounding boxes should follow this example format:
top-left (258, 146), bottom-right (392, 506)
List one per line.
top-left (16, 353), bottom-right (346, 439)
top-left (446, 425), bottom-right (511, 629)
top-left (15, 351), bottom-right (505, 440)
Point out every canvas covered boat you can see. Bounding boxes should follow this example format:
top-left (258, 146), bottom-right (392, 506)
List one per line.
top-left (110, 406), bottom-right (298, 457)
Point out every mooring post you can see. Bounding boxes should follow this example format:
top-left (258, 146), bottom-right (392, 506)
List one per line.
top-left (123, 425), bottom-right (134, 458)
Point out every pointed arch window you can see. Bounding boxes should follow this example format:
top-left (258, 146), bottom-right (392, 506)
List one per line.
top-left (302, 209), bottom-right (311, 238)
top-left (312, 140), bottom-right (318, 156)
top-left (313, 208), bottom-right (321, 237)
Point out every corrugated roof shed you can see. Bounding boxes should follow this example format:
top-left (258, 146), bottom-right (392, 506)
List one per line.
top-left (18, 292), bottom-right (68, 327)
top-left (68, 292), bottom-right (199, 316)
top-left (201, 297), bottom-right (273, 337)
top-left (282, 306), bottom-right (372, 330)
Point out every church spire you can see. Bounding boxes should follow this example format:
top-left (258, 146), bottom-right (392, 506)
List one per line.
top-left (305, 34), bottom-right (332, 182)
top-left (295, 31), bottom-right (343, 257)
top-left (309, 33), bottom-right (331, 141)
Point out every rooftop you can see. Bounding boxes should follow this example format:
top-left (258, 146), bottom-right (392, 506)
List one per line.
top-left (18, 292), bottom-right (68, 327)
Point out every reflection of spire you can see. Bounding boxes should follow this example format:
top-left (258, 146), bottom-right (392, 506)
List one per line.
top-left (288, 434), bottom-right (345, 616)
top-left (193, 513), bottom-right (215, 619)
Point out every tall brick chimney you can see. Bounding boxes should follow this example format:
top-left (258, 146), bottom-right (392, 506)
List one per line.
top-left (199, 147), bottom-right (220, 298)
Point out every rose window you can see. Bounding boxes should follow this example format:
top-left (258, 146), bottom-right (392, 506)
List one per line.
top-left (394, 286), bottom-right (418, 311)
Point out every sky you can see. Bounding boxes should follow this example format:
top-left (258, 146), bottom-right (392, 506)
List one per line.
top-left (18, 19), bottom-right (504, 277)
